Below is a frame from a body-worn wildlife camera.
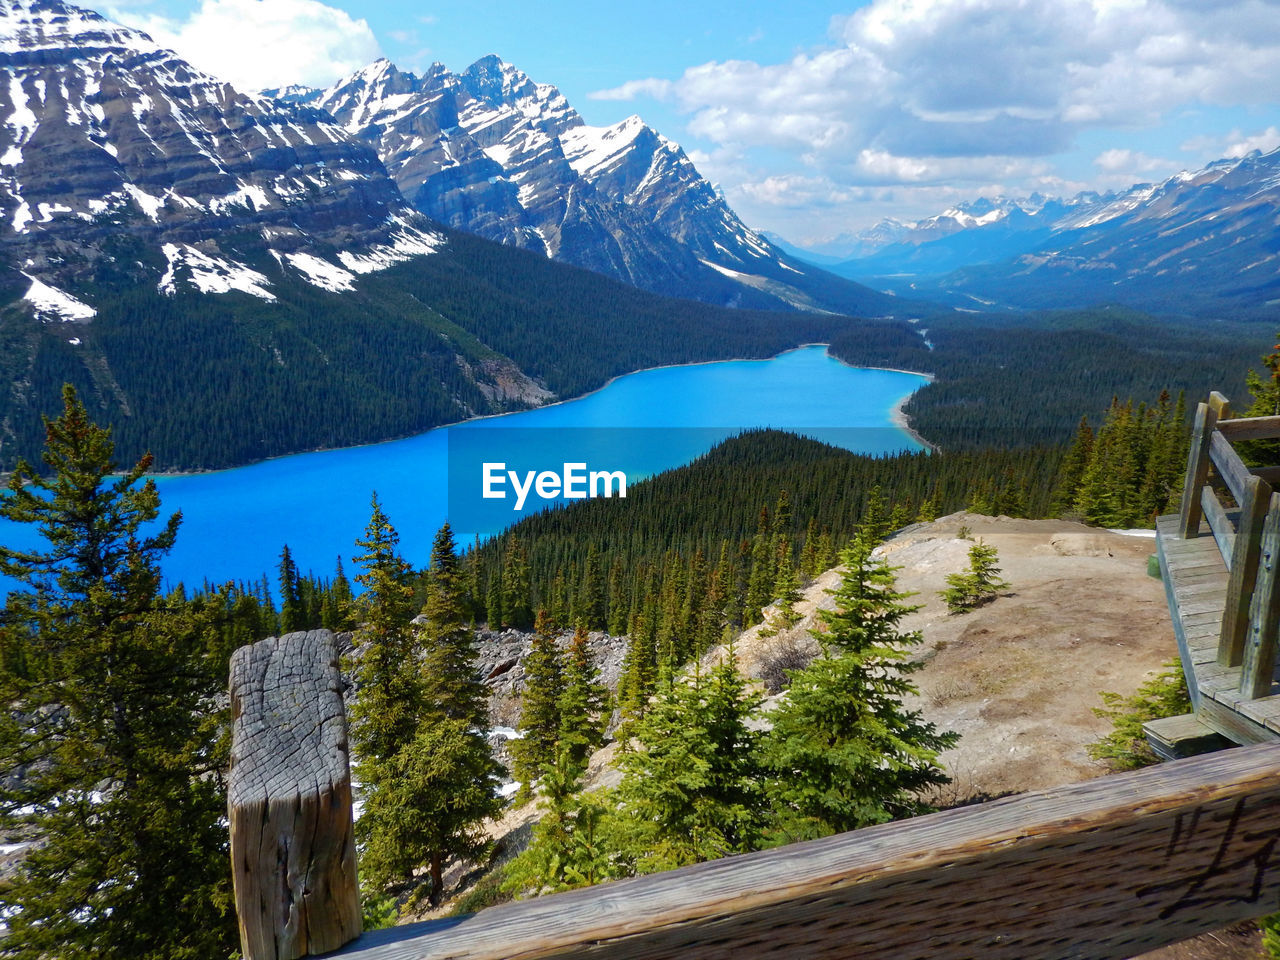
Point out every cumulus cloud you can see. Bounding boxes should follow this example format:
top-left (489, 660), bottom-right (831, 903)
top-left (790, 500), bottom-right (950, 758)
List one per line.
top-left (595, 0), bottom-right (1280, 188)
top-left (1094, 148), bottom-right (1174, 173)
top-left (108, 0), bottom-right (382, 90)
top-left (589, 77), bottom-right (674, 102)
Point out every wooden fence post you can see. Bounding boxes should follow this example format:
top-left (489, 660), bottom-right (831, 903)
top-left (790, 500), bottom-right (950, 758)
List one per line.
top-left (229, 629), bottom-right (361, 960)
top-left (1180, 402), bottom-right (1218, 538)
top-left (1219, 475), bottom-right (1272, 667)
top-left (1243, 493), bottom-right (1280, 698)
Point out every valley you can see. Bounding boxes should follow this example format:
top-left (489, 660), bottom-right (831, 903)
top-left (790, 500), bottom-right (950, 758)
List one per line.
top-left (0, 1), bottom-right (1279, 958)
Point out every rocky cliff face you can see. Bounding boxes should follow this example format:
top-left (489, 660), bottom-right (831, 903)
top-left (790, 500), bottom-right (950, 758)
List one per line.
top-left (0, 0), bottom-right (442, 317)
top-left (300, 56), bottom-right (898, 316)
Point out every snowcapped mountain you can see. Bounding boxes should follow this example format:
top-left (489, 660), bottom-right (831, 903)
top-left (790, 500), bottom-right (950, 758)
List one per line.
top-left (295, 56), bottom-right (895, 316)
top-left (0, 0), bottom-right (445, 318)
top-left (818, 154), bottom-right (1280, 316)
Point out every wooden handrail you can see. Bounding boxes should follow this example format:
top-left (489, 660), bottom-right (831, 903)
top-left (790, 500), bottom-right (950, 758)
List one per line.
top-left (1210, 430), bottom-right (1253, 506)
top-left (326, 745), bottom-right (1280, 960)
top-left (1219, 415), bottom-right (1280, 441)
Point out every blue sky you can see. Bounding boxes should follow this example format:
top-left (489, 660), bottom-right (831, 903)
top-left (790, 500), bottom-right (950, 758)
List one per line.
top-left (94, 0), bottom-right (1280, 246)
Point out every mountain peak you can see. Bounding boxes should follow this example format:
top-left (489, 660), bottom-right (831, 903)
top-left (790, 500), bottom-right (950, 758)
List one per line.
top-left (461, 54), bottom-right (537, 105)
top-left (0, 0), bottom-right (161, 57)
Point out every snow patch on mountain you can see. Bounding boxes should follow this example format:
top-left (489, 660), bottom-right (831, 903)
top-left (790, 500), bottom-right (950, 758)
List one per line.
top-left (159, 244), bottom-right (275, 301)
top-left (275, 250), bottom-right (356, 292)
top-left (559, 115), bottom-right (646, 177)
top-left (336, 220), bottom-right (444, 274)
top-left (23, 273), bottom-right (95, 320)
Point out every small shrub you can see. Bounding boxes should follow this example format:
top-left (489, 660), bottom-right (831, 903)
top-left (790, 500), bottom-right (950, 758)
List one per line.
top-left (758, 635), bottom-right (816, 694)
top-left (941, 540), bottom-right (1009, 614)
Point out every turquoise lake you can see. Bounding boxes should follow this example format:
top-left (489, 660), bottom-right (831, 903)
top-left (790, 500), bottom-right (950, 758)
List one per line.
top-left (0, 345), bottom-right (928, 591)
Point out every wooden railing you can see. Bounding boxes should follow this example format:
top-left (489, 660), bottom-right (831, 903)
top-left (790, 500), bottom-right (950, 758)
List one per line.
top-left (1176, 392), bottom-right (1280, 700)
top-left (228, 630), bottom-right (1280, 960)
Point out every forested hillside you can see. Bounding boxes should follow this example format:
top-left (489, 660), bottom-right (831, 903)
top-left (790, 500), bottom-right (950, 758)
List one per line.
top-left (827, 308), bottom-right (1270, 448)
top-left (0, 227), bottom-right (862, 472)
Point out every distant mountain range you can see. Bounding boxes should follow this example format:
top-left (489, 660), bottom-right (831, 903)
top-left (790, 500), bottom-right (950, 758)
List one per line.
top-left (792, 156), bottom-right (1280, 317)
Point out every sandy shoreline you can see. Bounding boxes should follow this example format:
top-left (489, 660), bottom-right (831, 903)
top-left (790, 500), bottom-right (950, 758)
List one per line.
top-left (819, 349), bottom-right (937, 454)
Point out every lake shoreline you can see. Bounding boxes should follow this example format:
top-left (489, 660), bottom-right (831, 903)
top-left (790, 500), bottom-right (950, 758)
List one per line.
top-left (141, 343), bottom-right (938, 480)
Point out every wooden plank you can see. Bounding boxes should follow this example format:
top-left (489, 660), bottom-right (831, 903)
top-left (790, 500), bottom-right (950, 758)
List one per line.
top-left (1200, 697), bottom-right (1279, 745)
top-left (1211, 430), bottom-right (1253, 507)
top-left (1220, 476), bottom-right (1273, 668)
top-left (1220, 416), bottom-right (1280, 441)
top-left (1174, 579), bottom-right (1233, 599)
top-left (1233, 696), bottom-right (1280, 733)
top-left (230, 630), bottom-right (361, 960)
top-left (1242, 494), bottom-right (1280, 699)
top-left (1210, 391), bottom-right (1233, 419)
top-left (326, 745), bottom-right (1280, 960)
top-left (1180, 402), bottom-right (1219, 538)
top-left (1254, 466), bottom-right (1280, 485)
top-left (1143, 713), bottom-right (1234, 760)
top-left (1159, 522), bottom-right (1201, 708)
top-left (1201, 487), bottom-right (1236, 569)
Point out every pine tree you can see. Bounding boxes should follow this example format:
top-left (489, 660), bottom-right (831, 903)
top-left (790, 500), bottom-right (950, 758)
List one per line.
top-left (559, 623), bottom-right (607, 769)
top-left (354, 519), bottom-right (501, 905)
top-left (744, 505), bottom-right (775, 625)
top-left (278, 543), bottom-right (306, 632)
top-left (609, 648), bottom-right (768, 874)
top-left (764, 530), bottom-right (957, 838)
top-left (0, 385), bottom-right (235, 959)
top-left (940, 539), bottom-right (1010, 614)
top-left (512, 610), bottom-right (566, 799)
top-left (501, 534), bottom-right (534, 630)
top-left (502, 745), bottom-right (614, 896)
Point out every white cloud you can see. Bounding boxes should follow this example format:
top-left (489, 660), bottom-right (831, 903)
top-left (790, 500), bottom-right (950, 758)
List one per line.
top-left (107, 0), bottom-right (382, 90)
top-left (603, 0), bottom-right (1280, 187)
top-left (589, 77), bottom-right (674, 102)
top-left (1094, 148), bottom-right (1173, 173)
top-left (1224, 126), bottom-right (1280, 158)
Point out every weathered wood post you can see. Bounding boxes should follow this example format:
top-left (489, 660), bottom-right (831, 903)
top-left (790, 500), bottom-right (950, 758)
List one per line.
top-left (1179, 400), bottom-right (1219, 538)
top-left (229, 629), bottom-right (361, 960)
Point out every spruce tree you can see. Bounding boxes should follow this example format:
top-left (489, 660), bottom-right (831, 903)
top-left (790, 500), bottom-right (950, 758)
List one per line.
top-left (348, 496), bottom-right (420, 766)
top-left (609, 648), bottom-right (767, 873)
top-left (501, 534), bottom-right (534, 630)
top-left (420, 522), bottom-right (489, 726)
top-left (353, 518), bottom-right (501, 905)
top-left (502, 744), bottom-right (614, 896)
top-left (559, 623), bottom-right (607, 769)
top-left (744, 504), bottom-right (775, 625)
top-left (941, 540), bottom-right (1010, 614)
top-left (764, 530), bottom-right (957, 838)
top-left (512, 610), bottom-right (566, 799)
top-left (278, 543), bottom-right (306, 632)
top-left (0, 385), bottom-right (235, 959)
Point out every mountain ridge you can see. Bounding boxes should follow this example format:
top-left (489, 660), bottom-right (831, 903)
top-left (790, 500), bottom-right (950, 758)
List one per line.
top-left (793, 151), bottom-right (1280, 316)
top-left (293, 53), bottom-right (900, 316)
